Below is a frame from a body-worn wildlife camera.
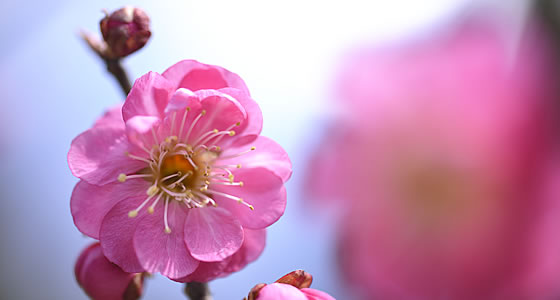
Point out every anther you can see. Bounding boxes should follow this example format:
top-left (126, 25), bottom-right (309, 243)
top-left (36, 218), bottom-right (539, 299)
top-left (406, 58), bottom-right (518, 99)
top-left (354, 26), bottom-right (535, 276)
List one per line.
top-left (118, 173), bottom-right (127, 182)
top-left (128, 210), bottom-right (138, 218)
top-left (229, 130), bottom-right (235, 136)
top-left (147, 185), bottom-right (159, 196)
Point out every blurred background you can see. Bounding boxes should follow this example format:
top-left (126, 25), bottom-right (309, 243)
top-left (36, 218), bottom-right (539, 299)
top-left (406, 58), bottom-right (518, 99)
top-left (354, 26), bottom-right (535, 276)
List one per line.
top-left (2, 0), bottom-right (559, 299)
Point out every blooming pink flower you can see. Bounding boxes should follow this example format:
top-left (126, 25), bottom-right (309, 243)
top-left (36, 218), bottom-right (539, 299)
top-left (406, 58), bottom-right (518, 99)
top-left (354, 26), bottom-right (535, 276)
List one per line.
top-left (75, 242), bottom-right (144, 300)
top-left (69, 60), bottom-right (291, 281)
top-left (307, 21), bottom-right (560, 299)
top-left (247, 270), bottom-right (335, 300)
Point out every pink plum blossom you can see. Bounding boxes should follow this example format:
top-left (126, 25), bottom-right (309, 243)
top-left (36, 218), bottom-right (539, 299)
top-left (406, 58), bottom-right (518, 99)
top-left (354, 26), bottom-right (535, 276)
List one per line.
top-left (307, 21), bottom-right (560, 299)
top-left (69, 60), bottom-right (291, 282)
top-left (247, 270), bottom-right (336, 300)
top-left (75, 242), bottom-right (144, 300)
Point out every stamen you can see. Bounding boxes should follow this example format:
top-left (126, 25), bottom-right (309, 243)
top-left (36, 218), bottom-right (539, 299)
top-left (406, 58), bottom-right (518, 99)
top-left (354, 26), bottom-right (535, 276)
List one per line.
top-left (151, 126), bottom-right (159, 145)
top-left (218, 147), bottom-right (256, 160)
top-left (192, 190), bottom-right (217, 206)
top-left (125, 152), bottom-right (153, 164)
top-left (212, 122), bottom-right (241, 145)
top-left (196, 130), bottom-right (235, 147)
top-left (170, 111), bottom-right (177, 136)
top-left (128, 193), bottom-right (155, 218)
top-left (206, 189), bottom-right (254, 210)
top-left (160, 172), bottom-right (181, 182)
top-left (185, 110), bottom-right (206, 144)
top-left (118, 173), bottom-right (153, 182)
top-left (184, 154), bottom-right (199, 170)
top-left (164, 196), bottom-right (171, 234)
top-left (168, 171), bottom-right (193, 188)
top-left (210, 180), bottom-right (244, 186)
top-left (192, 129), bottom-right (219, 146)
top-left (148, 192), bottom-right (164, 214)
top-left (147, 184), bottom-right (159, 196)
top-left (178, 107), bottom-right (190, 141)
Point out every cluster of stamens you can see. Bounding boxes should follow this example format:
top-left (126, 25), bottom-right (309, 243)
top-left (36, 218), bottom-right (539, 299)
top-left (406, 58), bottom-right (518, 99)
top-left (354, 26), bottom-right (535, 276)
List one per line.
top-left (118, 107), bottom-right (256, 233)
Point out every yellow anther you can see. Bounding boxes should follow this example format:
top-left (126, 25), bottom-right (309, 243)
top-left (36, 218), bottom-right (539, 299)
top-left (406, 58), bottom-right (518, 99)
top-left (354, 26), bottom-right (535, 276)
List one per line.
top-left (235, 122), bottom-right (241, 126)
top-left (124, 151), bottom-right (130, 156)
top-left (186, 107), bottom-right (191, 111)
top-left (239, 181), bottom-right (244, 187)
top-left (128, 210), bottom-right (138, 218)
top-left (213, 129), bottom-right (219, 133)
top-left (147, 207), bottom-right (154, 214)
top-left (250, 146), bottom-right (256, 151)
top-left (200, 186), bottom-right (208, 192)
top-left (236, 164), bottom-right (242, 168)
top-left (165, 227), bottom-right (172, 234)
top-left (249, 205), bottom-right (254, 210)
top-left (201, 110), bottom-right (206, 115)
top-left (147, 185), bottom-right (159, 196)
top-left (118, 173), bottom-right (127, 182)
top-left (229, 130), bottom-right (236, 136)
top-left (215, 146), bottom-right (221, 151)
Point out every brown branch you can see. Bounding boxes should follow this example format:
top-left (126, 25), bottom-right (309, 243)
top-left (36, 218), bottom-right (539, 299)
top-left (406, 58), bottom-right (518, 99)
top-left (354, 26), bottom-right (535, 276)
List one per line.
top-left (81, 31), bottom-right (132, 97)
top-left (184, 282), bottom-right (213, 300)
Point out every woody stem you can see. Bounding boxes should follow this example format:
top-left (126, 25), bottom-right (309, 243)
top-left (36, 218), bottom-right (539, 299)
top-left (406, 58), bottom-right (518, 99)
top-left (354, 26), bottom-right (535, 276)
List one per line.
top-left (184, 282), bottom-right (213, 300)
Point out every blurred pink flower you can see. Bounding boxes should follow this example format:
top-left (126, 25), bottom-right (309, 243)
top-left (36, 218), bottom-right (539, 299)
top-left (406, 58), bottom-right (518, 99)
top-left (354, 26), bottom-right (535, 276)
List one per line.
top-left (75, 242), bottom-right (144, 300)
top-left (308, 21), bottom-right (560, 299)
top-left (247, 270), bottom-right (336, 300)
top-left (68, 60), bottom-right (291, 282)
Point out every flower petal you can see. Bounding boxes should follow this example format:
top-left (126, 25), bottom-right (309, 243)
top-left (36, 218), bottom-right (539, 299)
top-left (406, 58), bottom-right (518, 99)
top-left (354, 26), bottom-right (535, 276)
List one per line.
top-left (162, 60), bottom-right (249, 94)
top-left (218, 88), bottom-right (262, 139)
top-left (100, 198), bottom-right (147, 273)
top-left (219, 136), bottom-right (292, 183)
top-left (173, 258), bottom-right (231, 283)
top-left (93, 104), bottom-right (124, 129)
top-left (71, 179), bottom-right (150, 239)
top-left (75, 243), bottom-right (141, 300)
top-left (125, 115), bottom-right (162, 150)
top-left (223, 228), bottom-right (266, 273)
top-left (300, 288), bottom-right (336, 300)
top-left (213, 167), bottom-right (286, 229)
top-left (186, 89), bottom-right (247, 146)
top-left (258, 283), bottom-right (308, 300)
top-left (133, 201), bottom-right (199, 279)
top-left (68, 125), bottom-right (146, 186)
top-left (122, 71), bottom-right (174, 122)
top-left (184, 207), bottom-right (244, 262)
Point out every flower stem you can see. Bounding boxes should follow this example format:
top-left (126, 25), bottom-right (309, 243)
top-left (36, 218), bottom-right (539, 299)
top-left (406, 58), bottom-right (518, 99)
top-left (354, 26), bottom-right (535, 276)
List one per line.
top-left (81, 31), bottom-right (132, 97)
top-left (184, 282), bottom-right (213, 300)
top-left (105, 58), bottom-right (132, 96)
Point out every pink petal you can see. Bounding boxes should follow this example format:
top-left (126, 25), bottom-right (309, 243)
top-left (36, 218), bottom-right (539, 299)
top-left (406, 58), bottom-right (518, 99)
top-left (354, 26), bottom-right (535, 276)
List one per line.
top-left (301, 288), bottom-right (336, 300)
top-left (218, 88), bottom-right (263, 139)
top-left (125, 115), bottom-right (162, 149)
top-left (133, 201), bottom-right (200, 279)
top-left (68, 125), bottom-right (146, 186)
top-left (93, 104), bottom-right (124, 129)
top-left (213, 167), bottom-right (286, 229)
top-left (71, 179), bottom-right (150, 239)
top-left (223, 228), bottom-right (266, 273)
top-left (184, 207), bottom-right (244, 262)
top-left (164, 88), bottom-right (202, 114)
top-left (100, 199), bottom-right (147, 273)
top-left (186, 89), bottom-right (247, 145)
top-left (122, 71), bottom-right (174, 122)
top-left (162, 60), bottom-right (249, 94)
top-left (258, 283), bottom-right (308, 300)
top-left (173, 258), bottom-right (232, 283)
top-left (75, 243), bottom-right (140, 300)
top-left (219, 136), bottom-right (292, 183)
top-left (176, 229), bottom-right (266, 282)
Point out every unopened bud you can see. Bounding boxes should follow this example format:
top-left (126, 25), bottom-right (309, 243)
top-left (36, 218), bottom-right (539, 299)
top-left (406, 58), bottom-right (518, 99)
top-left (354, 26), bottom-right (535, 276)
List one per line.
top-left (100, 6), bottom-right (151, 58)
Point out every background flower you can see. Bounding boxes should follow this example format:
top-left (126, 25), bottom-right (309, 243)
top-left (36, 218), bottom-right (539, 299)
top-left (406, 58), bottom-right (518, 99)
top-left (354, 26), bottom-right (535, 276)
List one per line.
top-left (307, 18), bottom-right (560, 299)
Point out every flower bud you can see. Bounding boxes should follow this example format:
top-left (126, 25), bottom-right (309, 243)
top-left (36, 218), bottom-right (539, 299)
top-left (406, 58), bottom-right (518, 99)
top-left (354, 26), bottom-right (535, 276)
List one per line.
top-left (100, 6), bottom-right (151, 58)
top-left (75, 242), bottom-right (145, 300)
top-left (246, 270), bottom-right (334, 300)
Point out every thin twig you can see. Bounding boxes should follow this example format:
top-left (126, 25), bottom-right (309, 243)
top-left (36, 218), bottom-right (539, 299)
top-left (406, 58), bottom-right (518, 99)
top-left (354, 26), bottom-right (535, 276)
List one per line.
top-left (185, 282), bottom-right (213, 300)
top-left (81, 31), bottom-right (132, 97)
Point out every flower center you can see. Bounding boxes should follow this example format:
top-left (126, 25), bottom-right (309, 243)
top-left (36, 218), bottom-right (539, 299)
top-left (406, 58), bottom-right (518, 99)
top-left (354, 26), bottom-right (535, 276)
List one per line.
top-left (117, 107), bottom-right (256, 233)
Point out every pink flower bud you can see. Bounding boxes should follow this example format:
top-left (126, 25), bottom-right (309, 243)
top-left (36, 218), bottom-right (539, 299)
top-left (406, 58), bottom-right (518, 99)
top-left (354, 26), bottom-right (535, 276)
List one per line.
top-left (75, 242), bottom-right (145, 300)
top-left (246, 270), bottom-right (335, 300)
top-left (100, 6), bottom-right (151, 58)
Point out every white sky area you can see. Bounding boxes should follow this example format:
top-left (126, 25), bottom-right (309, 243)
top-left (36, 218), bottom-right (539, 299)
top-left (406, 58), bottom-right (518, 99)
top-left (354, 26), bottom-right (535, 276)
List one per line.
top-left (0, 0), bottom-right (529, 299)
